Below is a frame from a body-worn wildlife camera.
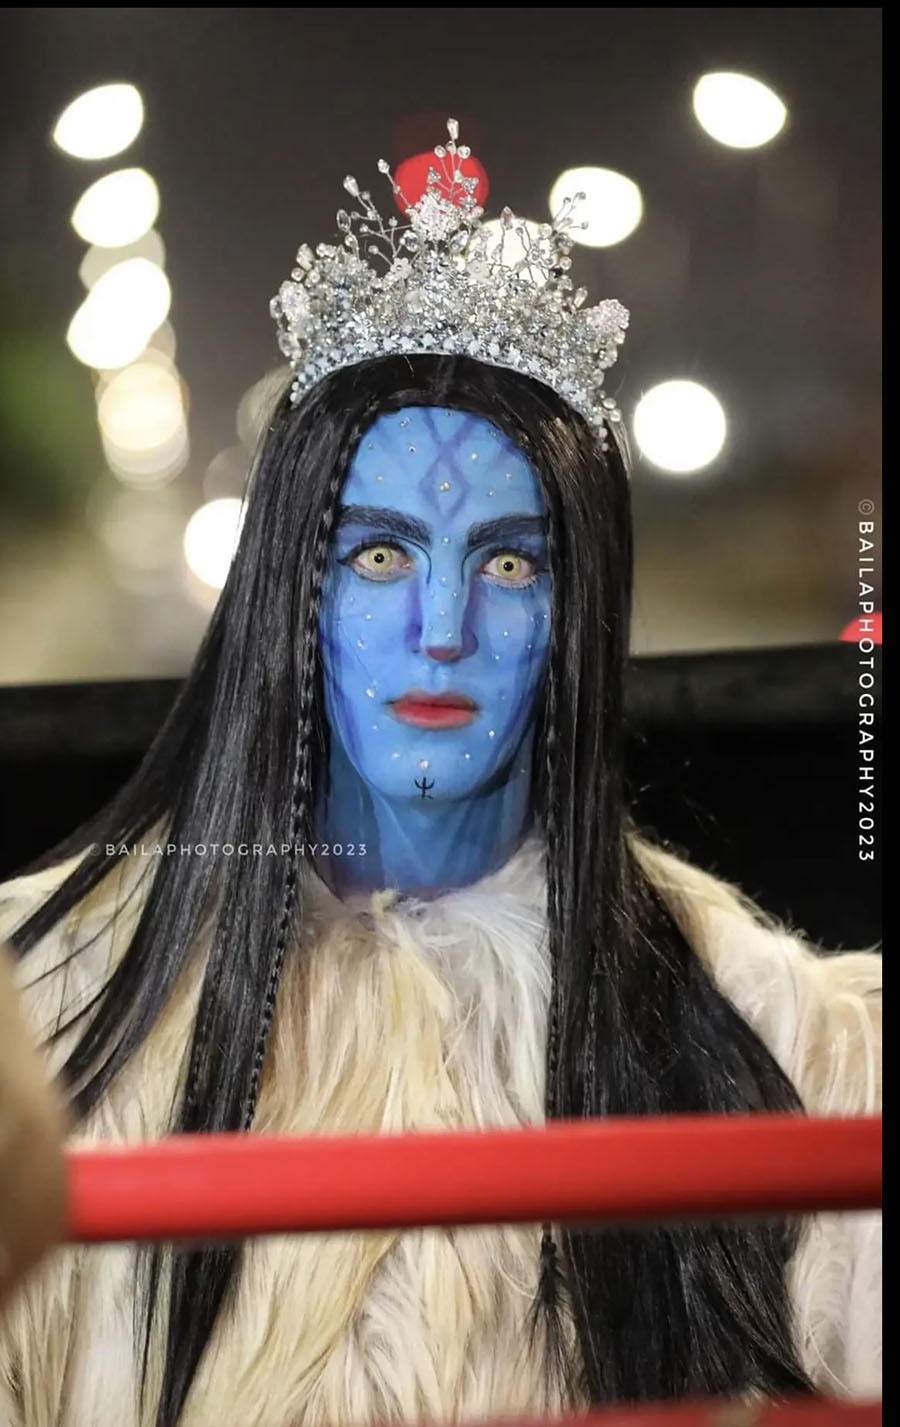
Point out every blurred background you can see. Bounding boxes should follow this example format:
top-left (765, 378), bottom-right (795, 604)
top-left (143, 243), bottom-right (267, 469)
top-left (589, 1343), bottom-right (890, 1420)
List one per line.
top-left (0, 8), bottom-right (882, 686)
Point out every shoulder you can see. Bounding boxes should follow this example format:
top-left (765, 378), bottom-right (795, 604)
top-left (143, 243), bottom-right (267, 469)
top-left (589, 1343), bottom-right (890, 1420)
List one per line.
top-left (631, 836), bottom-right (882, 1115)
top-left (1, 851), bottom-right (198, 1145)
top-left (0, 851), bottom-right (150, 1071)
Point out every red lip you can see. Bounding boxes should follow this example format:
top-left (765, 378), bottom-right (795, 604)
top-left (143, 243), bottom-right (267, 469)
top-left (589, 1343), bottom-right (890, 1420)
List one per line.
top-left (390, 690), bottom-right (479, 730)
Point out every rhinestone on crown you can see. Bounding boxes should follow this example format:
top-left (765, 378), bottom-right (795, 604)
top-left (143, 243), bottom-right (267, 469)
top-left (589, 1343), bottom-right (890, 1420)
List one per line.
top-left (270, 118), bottom-right (629, 448)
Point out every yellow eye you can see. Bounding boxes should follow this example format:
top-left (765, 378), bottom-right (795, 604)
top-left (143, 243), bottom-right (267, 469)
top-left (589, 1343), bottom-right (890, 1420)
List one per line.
top-left (482, 551), bottom-right (536, 585)
top-left (352, 544), bottom-right (411, 581)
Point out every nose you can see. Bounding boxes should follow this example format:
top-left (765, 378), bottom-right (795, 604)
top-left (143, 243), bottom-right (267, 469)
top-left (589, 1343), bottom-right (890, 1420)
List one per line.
top-left (413, 546), bottom-right (478, 662)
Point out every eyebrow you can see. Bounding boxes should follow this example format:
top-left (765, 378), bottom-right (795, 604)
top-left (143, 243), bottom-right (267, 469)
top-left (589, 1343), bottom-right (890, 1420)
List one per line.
top-left (337, 505), bottom-right (430, 545)
top-left (464, 515), bottom-right (547, 553)
top-left (338, 505), bottom-right (547, 554)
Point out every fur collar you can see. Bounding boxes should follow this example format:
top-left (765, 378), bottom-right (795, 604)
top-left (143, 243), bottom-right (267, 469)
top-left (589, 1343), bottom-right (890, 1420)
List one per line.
top-left (0, 837), bottom-right (881, 1425)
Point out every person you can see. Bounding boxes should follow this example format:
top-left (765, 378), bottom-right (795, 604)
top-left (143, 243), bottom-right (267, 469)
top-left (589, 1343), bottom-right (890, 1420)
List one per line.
top-left (0, 120), bottom-right (881, 1427)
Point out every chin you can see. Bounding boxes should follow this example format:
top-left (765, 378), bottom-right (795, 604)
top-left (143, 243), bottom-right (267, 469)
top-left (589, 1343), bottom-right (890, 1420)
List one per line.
top-left (370, 765), bottom-right (488, 802)
top-left (352, 744), bottom-right (489, 801)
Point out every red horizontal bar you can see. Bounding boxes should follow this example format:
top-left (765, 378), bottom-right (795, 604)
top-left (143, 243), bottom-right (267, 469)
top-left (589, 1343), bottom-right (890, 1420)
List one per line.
top-left (450, 1405), bottom-right (878, 1427)
top-left (251, 1403), bottom-right (881, 1427)
top-left (428, 1404), bottom-right (880, 1427)
top-left (65, 1114), bottom-right (881, 1245)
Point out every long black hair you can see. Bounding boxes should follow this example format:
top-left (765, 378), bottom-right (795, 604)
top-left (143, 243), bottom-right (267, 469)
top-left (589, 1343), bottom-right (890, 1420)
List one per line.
top-left (11, 355), bottom-right (812, 1422)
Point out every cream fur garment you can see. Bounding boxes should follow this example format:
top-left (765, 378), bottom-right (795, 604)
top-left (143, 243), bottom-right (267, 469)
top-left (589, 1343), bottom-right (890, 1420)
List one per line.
top-left (0, 837), bottom-right (882, 1427)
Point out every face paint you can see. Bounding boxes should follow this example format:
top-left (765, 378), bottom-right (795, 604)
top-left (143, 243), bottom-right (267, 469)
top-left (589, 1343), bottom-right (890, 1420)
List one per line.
top-left (318, 406), bottom-right (551, 891)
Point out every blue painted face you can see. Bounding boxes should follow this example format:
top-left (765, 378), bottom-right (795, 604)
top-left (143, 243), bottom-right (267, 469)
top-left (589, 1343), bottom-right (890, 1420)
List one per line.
top-left (319, 407), bottom-right (551, 805)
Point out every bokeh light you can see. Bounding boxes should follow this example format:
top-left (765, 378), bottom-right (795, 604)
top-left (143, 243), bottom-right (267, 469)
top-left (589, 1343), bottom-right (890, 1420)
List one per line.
top-left (67, 258), bottom-right (172, 370)
top-left (102, 422), bottom-right (190, 487)
top-left (548, 167), bottom-right (643, 247)
top-left (392, 151), bottom-right (490, 214)
top-left (67, 305), bottom-right (150, 371)
top-left (79, 229), bottom-right (167, 290)
top-left (692, 72), bottom-right (787, 149)
top-left (633, 381), bottom-right (728, 474)
top-left (97, 363), bottom-right (185, 453)
top-left (71, 168), bottom-right (160, 248)
top-left (481, 218), bottom-right (550, 288)
top-left (183, 499), bottom-right (246, 589)
top-left (95, 345), bottom-right (178, 401)
top-left (51, 83), bottom-right (144, 160)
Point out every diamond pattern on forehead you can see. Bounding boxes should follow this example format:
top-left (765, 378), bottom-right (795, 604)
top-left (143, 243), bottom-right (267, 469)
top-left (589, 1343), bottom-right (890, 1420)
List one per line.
top-left (416, 409), bottom-right (477, 518)
top-left (352, 409), bottom-right (470, 515)
top-left (356, 409), bottom-right (528, 520)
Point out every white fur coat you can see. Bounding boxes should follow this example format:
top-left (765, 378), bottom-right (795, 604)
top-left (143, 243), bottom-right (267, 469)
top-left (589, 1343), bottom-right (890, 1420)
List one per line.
top-left (0, 837), bottom-right (882, 1426)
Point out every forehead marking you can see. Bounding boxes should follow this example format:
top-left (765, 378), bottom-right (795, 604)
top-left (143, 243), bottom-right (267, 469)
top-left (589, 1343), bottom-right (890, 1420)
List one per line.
top-left (354, 409), bottom-right (531, 525)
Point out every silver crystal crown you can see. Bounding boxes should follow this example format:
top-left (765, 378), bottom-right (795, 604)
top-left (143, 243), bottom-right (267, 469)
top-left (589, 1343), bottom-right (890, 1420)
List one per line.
top-left (270, 118), bottom-right (629, 447)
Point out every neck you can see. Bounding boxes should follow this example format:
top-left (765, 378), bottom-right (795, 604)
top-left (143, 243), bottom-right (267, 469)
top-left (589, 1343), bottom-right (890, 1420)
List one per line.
top-left (316, 734), bottom-right (536, 897)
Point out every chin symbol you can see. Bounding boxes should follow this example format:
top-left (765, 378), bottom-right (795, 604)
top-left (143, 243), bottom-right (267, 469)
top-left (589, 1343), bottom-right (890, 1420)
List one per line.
top-left (414, 776), bottom-right (435, 800)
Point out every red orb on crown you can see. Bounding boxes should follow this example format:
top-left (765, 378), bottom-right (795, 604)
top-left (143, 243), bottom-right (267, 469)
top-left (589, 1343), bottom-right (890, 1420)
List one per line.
top-left (391, 151), bottom-right (490, 216)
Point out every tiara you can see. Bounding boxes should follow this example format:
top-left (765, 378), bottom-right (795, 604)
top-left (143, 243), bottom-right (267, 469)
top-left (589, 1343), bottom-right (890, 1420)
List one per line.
top-left (270, 118), bottom-right (629, 448)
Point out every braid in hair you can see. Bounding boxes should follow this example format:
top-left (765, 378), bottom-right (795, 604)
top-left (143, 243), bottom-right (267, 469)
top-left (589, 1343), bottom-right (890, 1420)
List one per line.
top-left (239, 465), bottom-right (341, 1130)
top-left (240, 725), bottom-right (303, 1131)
